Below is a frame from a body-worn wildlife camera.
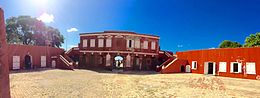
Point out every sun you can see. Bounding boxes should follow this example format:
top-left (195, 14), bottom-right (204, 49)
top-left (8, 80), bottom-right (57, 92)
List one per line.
top-left (30, 0), bottom-right (49, 6)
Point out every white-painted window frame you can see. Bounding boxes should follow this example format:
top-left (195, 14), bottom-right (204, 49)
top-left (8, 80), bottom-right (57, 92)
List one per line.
top-left (143, 41), bottom-right (148, 49)
top-left (98, 39), bottom-right (104, 47)
top-left (90, 39), bottom-right (95, 47)
top-left (192, 61), bottom-right (197, 69)
top-left (246, 62), bottom-right (256, 74)
top-left (151, 41), bottom-right (156, 50)
top-left (230, 62), bottom-right (242, 73)
top-left (135, 39), bottom-right (140, 48)
top-left (82, 39), bottom-right (88, 47)
top-left (219, 62), bottom-right (227, 72)
top-left (106, 38), bottom-right (112, 47)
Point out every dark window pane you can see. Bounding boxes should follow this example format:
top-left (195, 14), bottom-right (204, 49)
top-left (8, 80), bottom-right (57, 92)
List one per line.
top-left (233, 63), bottom-right (238, 72)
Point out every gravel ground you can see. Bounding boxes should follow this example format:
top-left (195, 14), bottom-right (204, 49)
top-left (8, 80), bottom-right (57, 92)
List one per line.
top-left (10, 69), bottom-right (260, 98)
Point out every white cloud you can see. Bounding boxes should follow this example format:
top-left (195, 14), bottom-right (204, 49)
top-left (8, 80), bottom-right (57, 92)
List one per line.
top-left (67, 28), bottom-right (78, 32)
top-left (177, 45), bottom-right (183, 48)
top-left (37, 12), bottom-right (54, 23)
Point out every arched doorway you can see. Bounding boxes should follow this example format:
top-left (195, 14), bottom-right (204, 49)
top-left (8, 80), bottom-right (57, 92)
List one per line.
top-left (186, 65), bottom-right (191, 73)
top-left (24, 53), bottom-right (32, 69)
top-left (114, 55), bottom-right (124, 69)
top-left (181, 65), bottom-right (185, 72)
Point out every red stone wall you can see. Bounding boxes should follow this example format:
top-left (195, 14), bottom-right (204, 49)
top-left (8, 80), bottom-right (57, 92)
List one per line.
top-left (176, 47), bottom-right (260, 79)
top-left (7, 44), bottom-right (64, 70)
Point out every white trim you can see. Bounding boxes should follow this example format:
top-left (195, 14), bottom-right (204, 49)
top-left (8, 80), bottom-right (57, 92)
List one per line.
top-left (90, 39), bottom-right (95, 47)
top-left (246, 62), bottom-right (256, 74)
top-left (219, 62), bottom-right (227, 72)
top-left (80, 33), bottom-right (160, 39)
top-left (230, 62), bottom-right (242, 73)
top-left (192, 61), bottom-right (197, 69)
top-left (79, 50), bottom-right (158, 55)
top-left (98, 39), bottom-right (104, 47)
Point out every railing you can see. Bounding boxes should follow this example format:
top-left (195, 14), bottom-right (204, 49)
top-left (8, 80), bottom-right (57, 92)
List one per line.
top-left (59, 55), bottom-right (73, 67)
top-left (162, 58), bottom-right (178, 69)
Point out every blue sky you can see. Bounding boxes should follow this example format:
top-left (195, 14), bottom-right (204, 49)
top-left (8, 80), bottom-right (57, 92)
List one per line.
top-left (1, 0), bottom-right (260, 52)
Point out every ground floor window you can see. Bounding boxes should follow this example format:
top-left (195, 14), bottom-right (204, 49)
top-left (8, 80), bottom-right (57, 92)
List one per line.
top-left (246, 62), bottom-right (256, 74)
top-left (192, 61), bottom-right (197, 69)
top-left (230, 62), bottom-right (241, 73)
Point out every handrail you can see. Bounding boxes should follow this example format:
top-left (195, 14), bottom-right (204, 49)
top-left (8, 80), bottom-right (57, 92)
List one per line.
top-left (162, 58), bottom-right (178, 69)
top-left (157, 57), bottom-right (174, 68)
top-left (59, 55), bottom-right (72, 66)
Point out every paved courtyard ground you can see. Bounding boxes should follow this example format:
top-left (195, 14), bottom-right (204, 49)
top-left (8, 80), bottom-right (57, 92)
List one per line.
top-left (10, 69), bottom-right (260, 98)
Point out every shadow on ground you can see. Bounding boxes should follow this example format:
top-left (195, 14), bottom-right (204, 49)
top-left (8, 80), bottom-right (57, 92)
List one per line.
top-left (9, 68), bottom-right (73, 74)
top-left (77, 68), bottom-right (161, 75)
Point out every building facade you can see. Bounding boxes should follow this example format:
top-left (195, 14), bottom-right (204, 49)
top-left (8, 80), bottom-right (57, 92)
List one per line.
top-left (78, 31), bottom-right (160, 70)
top-left (160, 47), bottom-right (260, 80)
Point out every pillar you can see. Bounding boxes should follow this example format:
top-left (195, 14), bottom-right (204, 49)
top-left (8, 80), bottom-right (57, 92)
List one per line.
top-left (0, 7), bottom-right (10, 98)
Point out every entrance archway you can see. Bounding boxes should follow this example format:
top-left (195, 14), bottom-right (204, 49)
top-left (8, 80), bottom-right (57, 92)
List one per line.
top-left (114, 55), bottom-right (124, 69)
top-left (24, 53), bottom-right (32, 69)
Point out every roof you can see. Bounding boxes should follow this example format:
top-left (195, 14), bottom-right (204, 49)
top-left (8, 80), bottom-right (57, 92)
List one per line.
top-left (79, 30), bottom-right (160, 38)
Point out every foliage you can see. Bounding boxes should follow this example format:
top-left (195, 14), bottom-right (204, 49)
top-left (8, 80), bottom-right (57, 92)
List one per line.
top-left (5, 16), bottom-right (64, 47)
top-left (244, 32), bottom-right (260, 47)
top-left (219, 40), bottom-right (242, 48)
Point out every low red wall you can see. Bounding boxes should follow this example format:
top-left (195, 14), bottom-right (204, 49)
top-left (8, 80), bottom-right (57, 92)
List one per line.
top-left (7, 44), bottom-right (64, 70)
top-left (176, 47), bottom-right (260, 79)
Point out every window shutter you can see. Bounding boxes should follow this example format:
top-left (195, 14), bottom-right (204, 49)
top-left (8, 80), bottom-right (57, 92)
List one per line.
top-left (230, 62), bottom-right (233, 73)
top-left (238, 63), bottom-right (242, 73)
top-left (126, 39), bottom-right (129, 48)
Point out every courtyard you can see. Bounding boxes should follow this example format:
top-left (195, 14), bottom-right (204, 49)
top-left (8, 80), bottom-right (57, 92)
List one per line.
top-left (10, 69), bottom-right (260, 98)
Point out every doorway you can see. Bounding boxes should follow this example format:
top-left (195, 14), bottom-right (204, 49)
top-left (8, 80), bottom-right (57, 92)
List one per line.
top-left (114, 55), bottom-right (124, 69)
top-left (181, 65), bottom-right (185, 72)
top-left (208, 62), bottom-right (214, 74)
top-left (204, 62), bottom-right (216, 75)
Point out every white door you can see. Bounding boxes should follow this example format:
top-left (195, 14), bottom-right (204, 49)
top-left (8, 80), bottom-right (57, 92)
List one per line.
top-left (13, 56), bottom-right (20, 70)
top-left (204, 62), bottom-right (208, 74)
top-left (41, 56), bottom-right (46, 67)
top-left (52, 60), bottom-right (56, 68)
top-left (186, 65), bottom-right (191, 72)
top-left (213, 62), bottom-right (216, 75)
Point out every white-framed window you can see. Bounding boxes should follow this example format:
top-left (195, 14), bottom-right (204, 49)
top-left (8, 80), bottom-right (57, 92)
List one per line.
top-left (98, 39), bottom-right (104, 47)
top-left (230, 62), bottom-right (242, 73)
top-left (246, 62), bottom-right (256, 74)
top-left (192, 61), bottom-right (197, 69)
top-left (151, 41), bottom-right (156, 50)
top-left (82, 39), bottom-right (88, 47)
top-left (106, 38), bottom-right (112, 47)
top-left (127, 39), bottom-right (134, 48)
top-left (143, 41), bottom-right (148, 49)
top-left (135, 39), bottom-right (140, 48)
top-left (90, 39), bottom-right (95, 47)
top-left (219, 62), bottom-right (227, 72)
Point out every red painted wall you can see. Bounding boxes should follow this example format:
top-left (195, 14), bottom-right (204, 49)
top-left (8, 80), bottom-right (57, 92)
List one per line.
top-left (7, 44), bottom-right (64, 70)
top-left (0, 7), bottom-right (10, 98)
top-left (176, 47), bottom-right (260, 79)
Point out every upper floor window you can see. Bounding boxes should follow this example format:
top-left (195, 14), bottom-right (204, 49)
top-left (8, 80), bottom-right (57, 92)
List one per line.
top-left (90, 39), bottom-right (95, 47)
top-left (135, 40), bottom-right (140, 48)
top-left (151, 41), bottom-right (156, 50)
top-left (106, 38), bottom-right (112, 47)
top-left (83, 39), bottom-right (88, 47)
top-left (127, 39), bottom-right (134, 48)
top-left (98, 39), bottom-right (104, 47)
top-left (143, 41), bottom-right (148, 49)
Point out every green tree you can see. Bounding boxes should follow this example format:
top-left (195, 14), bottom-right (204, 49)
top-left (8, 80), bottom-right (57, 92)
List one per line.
top-left (5, 16), bottom-right (64, 47)
top-left (219, 40), bottom-right (242, 48)
top-left (244, 32), bottom-right (260, 47)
